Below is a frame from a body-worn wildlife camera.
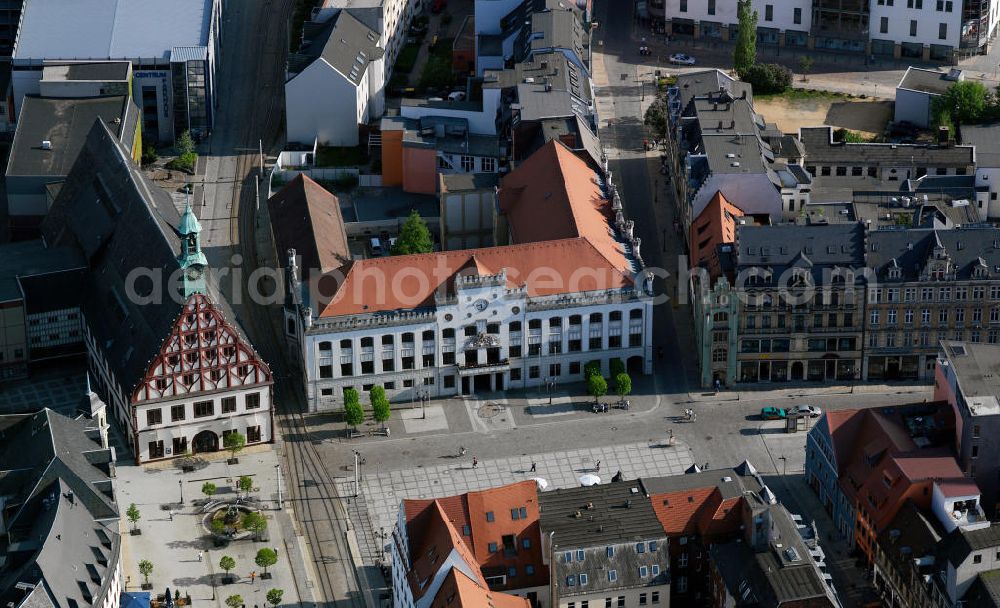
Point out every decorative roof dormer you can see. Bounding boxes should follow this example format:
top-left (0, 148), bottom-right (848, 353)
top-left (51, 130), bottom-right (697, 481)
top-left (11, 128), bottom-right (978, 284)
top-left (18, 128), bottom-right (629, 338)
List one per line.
top-left (973, 257), bottom-right (990, 279)
top-left (886, 258), bottom-right (902, 280)
top-left (177, 199), bottom-right (208, 297)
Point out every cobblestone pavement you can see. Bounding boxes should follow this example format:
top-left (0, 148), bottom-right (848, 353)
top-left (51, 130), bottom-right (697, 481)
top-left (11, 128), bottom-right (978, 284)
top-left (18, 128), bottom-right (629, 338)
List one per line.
top-left (337, 439), bottom-right (694, 563)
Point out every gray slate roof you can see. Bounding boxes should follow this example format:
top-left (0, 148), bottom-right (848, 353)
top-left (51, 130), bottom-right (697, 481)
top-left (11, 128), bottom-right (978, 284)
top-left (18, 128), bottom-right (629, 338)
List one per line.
top-left (14, 0), bottom-right (215, 61)
top-left (288, 11), bottom-right (383, 83)
top-left (7, 95), bottom-right (137, 177)
top-left (0, 408), bottom-right (119, 608)
top-left (735, 222), bottom-right (867, 280)
top-left (40, 120), bottom-right (255, 396)
top-left (897, 66), bottom-right (961, 95)
top-left (965, 571), bottom-right (1000, 608)
top-left (0, 239), bottom-right (84, 304)
top-left (960, 122), bottom-right (1000, 167)
top-left (641, 466), bottom-right (762, 500)
top-left (939, 522), bottom-right (1000, 567)
top-left (800, 126), bottom-right (975, 167)
top-left (867, 226), bottom-right (1000, 280)
top-left (539, 481), bottom-right (664, 546)
top-left (673, 69), bottom-right (752, 113)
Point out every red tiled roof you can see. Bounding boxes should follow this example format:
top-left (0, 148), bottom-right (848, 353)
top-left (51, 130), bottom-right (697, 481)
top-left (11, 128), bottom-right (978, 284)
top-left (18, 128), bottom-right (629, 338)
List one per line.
top-left (649, 486), bottom-right (717, 536)
top-left (936, 479), bottom-right (981, 497)
top-left (407, 501), bottom-right (486, 600)
top-left (317, 140), bottom-right (636, 318)
top-left (403, 481), bottom-right (548, 592)
top-left (500, 140), bottom-right (630, 273)
top-left (317, 238), bottom-right (633, 317)
top-left (429, 568), bottom-right (531, 608)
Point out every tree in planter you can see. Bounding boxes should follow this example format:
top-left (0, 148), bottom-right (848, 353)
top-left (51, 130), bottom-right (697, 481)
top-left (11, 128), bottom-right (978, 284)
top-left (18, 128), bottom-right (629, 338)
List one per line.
top-left (266, 588), bottom-right (284, 607)
top-left (238, 475), bottom-right (254, 499)
top-left (219, 556), bottom-right (236, 583)
top-left (224, 595), bottom-right (243, 608)
top-left (243, 511), bottom-right (268, 541)
top-left (138, 559), bottom-right (154, 588)
top-left (391, 210), bottom-right (434, 255)
top-left (615, 373), bottom-right (632, 403)
top-left (370, 385), bottom-right (391, 431)
top-left (202, 482), bottom-right (218, 499)
top-left (798, 55), bottom-right (814, 82)
top-left (587, 374), bottom-right (608, 404)
top-left (733, 0), bottom-right (758, 77)
top-left (224, 431), bottom-right (246, 462)
top-left (343, 388), bottom-right (364, 435)
top-left (255, 548), bottom-right (278, 577)
top-left (126, 503), bottom-right (141, 534)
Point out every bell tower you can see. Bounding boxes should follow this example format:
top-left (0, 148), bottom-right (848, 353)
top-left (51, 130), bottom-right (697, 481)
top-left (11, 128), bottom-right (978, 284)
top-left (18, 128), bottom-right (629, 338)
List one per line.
top-left (177, 198), bottom-right (208, 297)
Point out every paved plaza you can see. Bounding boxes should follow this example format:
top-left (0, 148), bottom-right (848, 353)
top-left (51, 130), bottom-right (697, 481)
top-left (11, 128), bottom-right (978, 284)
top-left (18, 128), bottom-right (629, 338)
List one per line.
top-left (116, 445), bottom-right (317, 608)
top-left (337, 439), bottom-right (694, 564)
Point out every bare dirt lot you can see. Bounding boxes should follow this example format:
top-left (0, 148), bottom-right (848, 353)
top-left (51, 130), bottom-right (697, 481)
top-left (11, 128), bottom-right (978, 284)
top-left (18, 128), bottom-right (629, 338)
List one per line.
top-left (754, 95), bottom-right (893, 136)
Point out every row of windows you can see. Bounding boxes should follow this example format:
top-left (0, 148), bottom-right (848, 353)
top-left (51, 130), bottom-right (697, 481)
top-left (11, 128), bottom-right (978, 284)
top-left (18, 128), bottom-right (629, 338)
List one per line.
top-left (869, 307), bottom-right (1000, 325)
top-left (147, 425), bottom-right (263, 458)
top-left (317, 311), bottom-right (645, 352)
top-left (145, 393), bottom-right (262, 426)
top-left (677, 0), bottom-right (801, 25)
top-left (745, 312), bottom-right (855, 330)
top-left (564, 542), bottom-right (659, 564)
top-left (565, 564), bottom-right (662, 588)
top-left (28, 311), bottom-right (79, 325)
top-left (871, 286), bottom-right (1000, 302)
top-left (867, 328), bottom-right (1000, 347)
top-left (565, 592), bottom-right (663, 608)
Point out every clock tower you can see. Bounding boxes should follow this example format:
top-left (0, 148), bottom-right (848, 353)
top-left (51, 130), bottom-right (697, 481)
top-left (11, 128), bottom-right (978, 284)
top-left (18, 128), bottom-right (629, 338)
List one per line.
top-left (177, 199), bottom-right (208, 297)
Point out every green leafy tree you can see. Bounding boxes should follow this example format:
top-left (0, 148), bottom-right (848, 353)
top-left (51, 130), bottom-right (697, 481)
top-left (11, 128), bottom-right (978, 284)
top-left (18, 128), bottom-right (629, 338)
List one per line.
top-left (202, 482), bottom-right (217, 498)
top-left (138, 559), bottom-right (153, 586)
top-left (392, 210), bottom-right (434, 255)
top-left (255, 548), bottom-right (278, 576)
top-left (587, 374), bottom-right (608, 404)
top-left (211, 518), bottom-right (228, 536)
top-left (126, 503), bottom-right (141, 532)
top-left (344, 388), bottom-right (364, 432)
top-left (224, 431), bottom-right (246, 460)
top-left (798, 56), bottom-right (814, 81)
top-left (266, 588), bottom-right (284, 607)
top-left (584, 360), bottom-right (602, 379)
top-left (238, 475), bottom-right (254, 498)
top-left (225, 595), bottom-right (243, 608)
top-left (219, 555), bottom-right (236, 582)
top-left (370, 385), bottom-right (391, 430)
top-left (733, 0), bottom-right (758, 77)
top-left (644, 93), bottom-right (668, 140)
top-left (243, 511), bottom-right (268, 541)
top-left (615, 373), bottom-right (632, 400)
top-left (175, 130), bottom-right (196, 157)
top-left (933, 80), bottom-right (990, 126)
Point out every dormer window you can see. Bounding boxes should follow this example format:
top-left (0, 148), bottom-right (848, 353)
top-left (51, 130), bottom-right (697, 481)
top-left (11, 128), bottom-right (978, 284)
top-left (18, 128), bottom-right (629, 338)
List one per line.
top-left (974, 265), bottom-right (989, 279)
top-left (888, 267), bottom-right (901, 280)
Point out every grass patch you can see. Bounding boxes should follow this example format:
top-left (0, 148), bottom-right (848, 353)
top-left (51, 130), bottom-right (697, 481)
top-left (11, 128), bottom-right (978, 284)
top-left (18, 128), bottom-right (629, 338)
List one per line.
top-left (166, 152), bottom-right (197, 174)
top-left (756, 88), bottom-right (854, 101)
top-left (419, 38), bottom-right (456, 92)
top-left (395, 43), bottom-right (420, 74)
top-left (316, 145), bottom-right (369, 167)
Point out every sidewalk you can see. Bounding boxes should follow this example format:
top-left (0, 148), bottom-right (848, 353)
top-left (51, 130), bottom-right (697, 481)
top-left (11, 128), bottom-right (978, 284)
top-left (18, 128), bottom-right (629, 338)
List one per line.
top-left (685, 381), bottom-right (932, 403)
top-left (116, 446), bottom-right (315, 608)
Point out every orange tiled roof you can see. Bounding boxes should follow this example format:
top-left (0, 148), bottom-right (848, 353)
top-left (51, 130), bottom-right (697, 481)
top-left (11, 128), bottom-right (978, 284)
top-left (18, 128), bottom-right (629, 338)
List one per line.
top-left (318, 141), bottom-right (636, 318)
top-left (649, 486), bottom-right (717, 536)
top-left (499, 140), bottom-right (629, 272)
top-left (318, 238), bottom-right (633, 317)
top-left (429, 568), bottom-right (531, 608)
top-left (403, 481), bottom-right (549, 592)
top-left (407, 501), bottom-right (486, 601)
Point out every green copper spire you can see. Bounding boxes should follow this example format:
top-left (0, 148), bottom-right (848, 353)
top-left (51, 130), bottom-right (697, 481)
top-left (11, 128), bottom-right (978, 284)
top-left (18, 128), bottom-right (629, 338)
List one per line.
top-left (177, 196), bottom-right (207, 296)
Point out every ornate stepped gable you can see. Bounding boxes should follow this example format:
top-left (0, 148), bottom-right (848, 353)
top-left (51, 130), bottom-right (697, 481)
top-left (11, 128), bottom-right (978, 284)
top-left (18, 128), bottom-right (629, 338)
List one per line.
top-left (133, 293), bottom-right (271, 403)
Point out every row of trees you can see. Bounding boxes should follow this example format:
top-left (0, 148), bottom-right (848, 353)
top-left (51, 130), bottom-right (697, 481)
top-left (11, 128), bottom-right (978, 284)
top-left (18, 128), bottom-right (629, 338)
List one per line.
top-left (343, 385), bottom-right (393, 433)
top-left (586, 359), bottom-right (633, 403)
top-left (137, 557), bottom-right (284, 604)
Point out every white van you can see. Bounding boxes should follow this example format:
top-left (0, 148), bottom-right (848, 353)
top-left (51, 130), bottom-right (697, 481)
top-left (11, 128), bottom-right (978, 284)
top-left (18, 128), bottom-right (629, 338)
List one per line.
top-left (369, 237), bottom-right (383, 256)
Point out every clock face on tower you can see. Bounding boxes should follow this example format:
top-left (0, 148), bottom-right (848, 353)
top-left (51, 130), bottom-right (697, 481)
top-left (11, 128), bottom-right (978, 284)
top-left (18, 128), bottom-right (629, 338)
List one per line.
top-left (473, 298), bottom-right (488, 312)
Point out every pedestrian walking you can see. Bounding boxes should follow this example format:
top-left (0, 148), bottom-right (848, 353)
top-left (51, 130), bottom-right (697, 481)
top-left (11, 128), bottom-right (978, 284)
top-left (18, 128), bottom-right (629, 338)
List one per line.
top-left (250, 571), bottom-right (256, 584)
top-left (197, 551), bottom-right (203, 562)
top-left (168, 510), bottom-right (174, 521)
top-left (472, 457), bottom-right (478, 468)
top-left (595, 460), bottom-right (601, 472)
top-left (530, 462), bottom-right (537, 473)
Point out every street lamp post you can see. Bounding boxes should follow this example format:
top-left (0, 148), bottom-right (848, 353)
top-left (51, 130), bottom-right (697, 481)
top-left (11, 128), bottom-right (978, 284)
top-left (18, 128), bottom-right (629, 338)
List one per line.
top-left (275, 464), bottom-right (283, 510)
top-left (779, 455), bottom-right (787, 476)
top-left (179, 480), bottom-right (184, 505)
top-left (353, 450), bottom-right (361, 497)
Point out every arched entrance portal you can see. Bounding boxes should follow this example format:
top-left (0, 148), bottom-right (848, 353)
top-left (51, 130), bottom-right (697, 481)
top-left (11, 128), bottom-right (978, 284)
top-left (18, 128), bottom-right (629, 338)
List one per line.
top-left (626, 356), bottom-right (644, 375)
top-left (791, 361), bottom-right (804, 381)
top-left (192, 430), bottom-right (219, 454)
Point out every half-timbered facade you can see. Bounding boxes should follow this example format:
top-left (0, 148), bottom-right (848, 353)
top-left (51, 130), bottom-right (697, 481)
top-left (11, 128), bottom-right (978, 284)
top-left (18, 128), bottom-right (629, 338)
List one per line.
top-left (42, 121), bottom-right (273, 463)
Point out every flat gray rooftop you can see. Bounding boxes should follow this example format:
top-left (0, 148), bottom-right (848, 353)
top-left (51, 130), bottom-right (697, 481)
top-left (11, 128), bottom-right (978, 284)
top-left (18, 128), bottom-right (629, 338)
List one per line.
top-left (14, 0), bottom-right (214, 61)
top-left (941, 341), bottom-right (1000, 416)
top-left (346, 187), bottom-right (439, 223)
top-left (0, 239), bottom-right (85, 304)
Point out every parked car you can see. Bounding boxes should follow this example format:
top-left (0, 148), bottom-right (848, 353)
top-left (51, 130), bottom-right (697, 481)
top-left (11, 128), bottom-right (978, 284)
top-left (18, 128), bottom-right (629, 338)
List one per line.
top-left (760, 407), bottom-right (787, 420)
top-left (638, 45), bottom-right (651, 56)
top-left (448, 91), bottom-right (466, 101)
top-left (789, 404), bottom-right (822, 418)
top-left (669, 53), bottom-right (696, 65)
